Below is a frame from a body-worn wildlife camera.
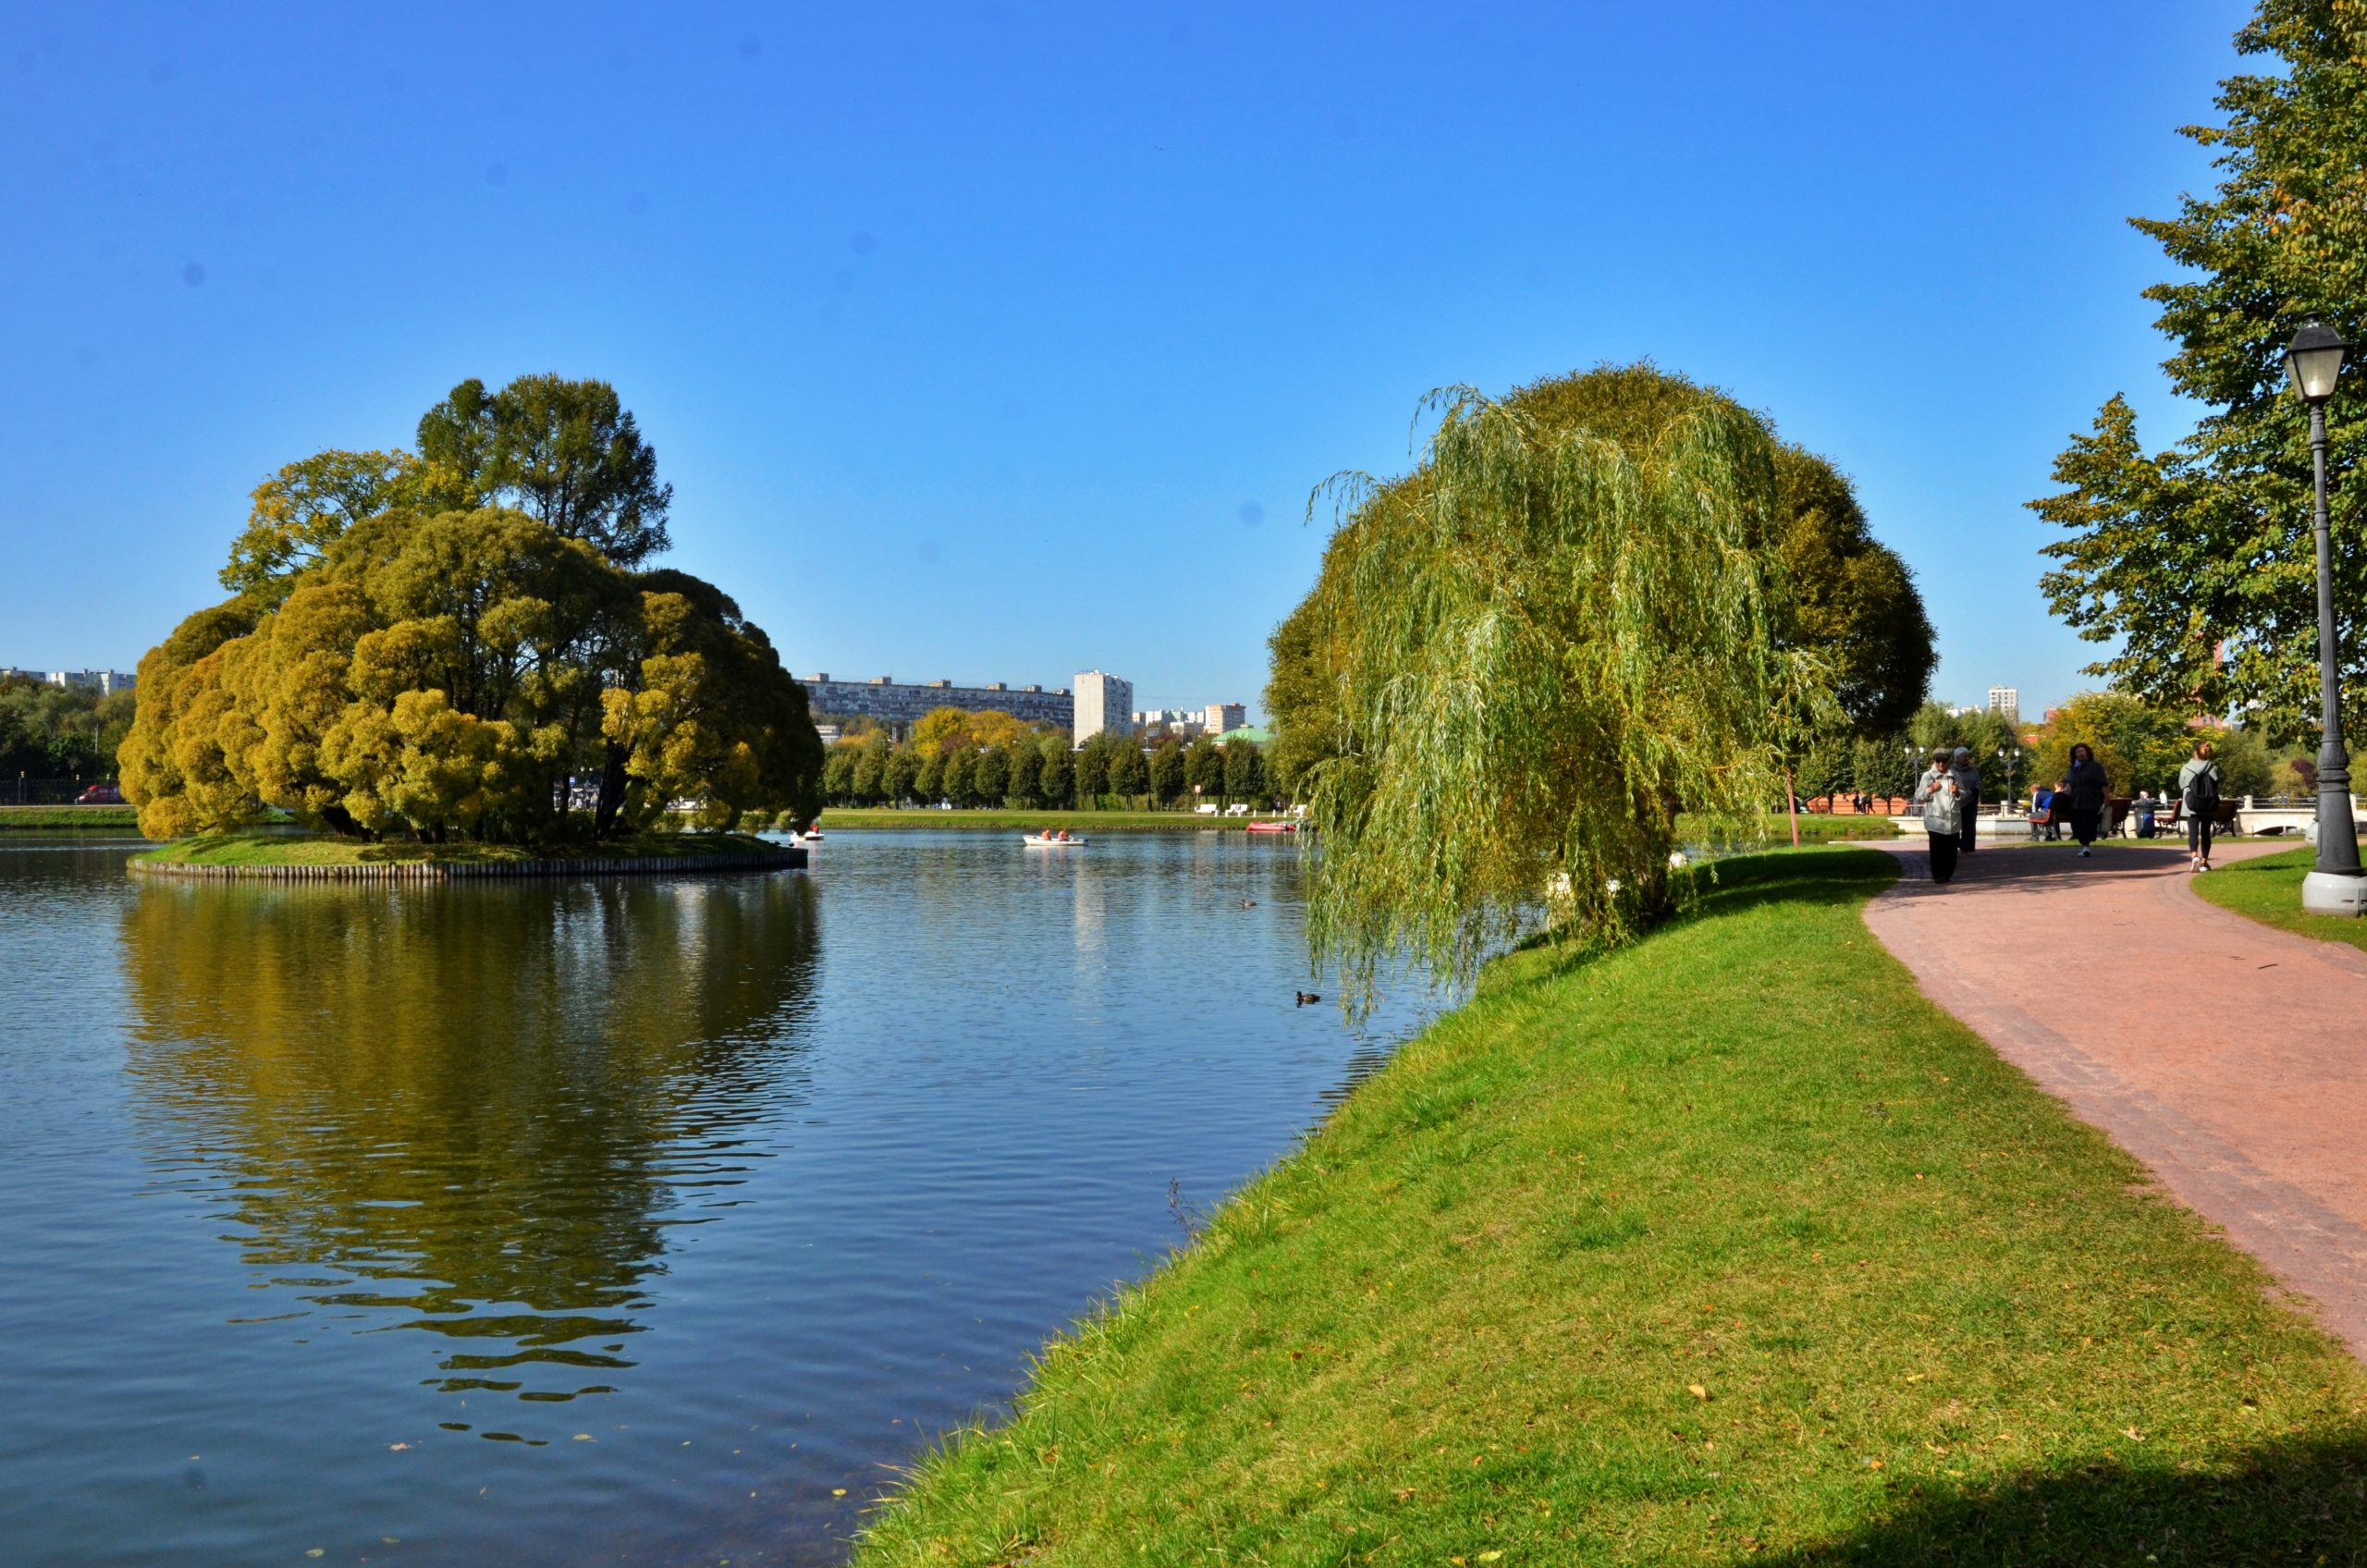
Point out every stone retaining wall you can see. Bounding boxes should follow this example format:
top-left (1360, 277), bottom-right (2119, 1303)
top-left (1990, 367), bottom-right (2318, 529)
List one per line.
top-left (129, 847), bottom-right (807, 881)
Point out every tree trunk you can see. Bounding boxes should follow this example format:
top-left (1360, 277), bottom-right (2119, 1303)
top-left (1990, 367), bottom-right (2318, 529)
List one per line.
top-left (594, 743), bottom-right (631, 839)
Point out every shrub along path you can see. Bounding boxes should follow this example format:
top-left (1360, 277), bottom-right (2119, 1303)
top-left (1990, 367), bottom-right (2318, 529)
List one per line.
top-left (1866, 839), bottom-right (2367, 1359)
top-left (854, 850), bottom-right (2367, 1566)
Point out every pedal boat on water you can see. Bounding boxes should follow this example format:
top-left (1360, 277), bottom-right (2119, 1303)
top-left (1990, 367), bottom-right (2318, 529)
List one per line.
top-left (1023, 832), bottom-right (1087, 846)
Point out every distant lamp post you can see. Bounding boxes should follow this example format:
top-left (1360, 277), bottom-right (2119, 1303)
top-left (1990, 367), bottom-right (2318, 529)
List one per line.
top-left (1996, 745), bottom-right (2020, 807)
top-left (2286, 322), bottom-right (2365, 913)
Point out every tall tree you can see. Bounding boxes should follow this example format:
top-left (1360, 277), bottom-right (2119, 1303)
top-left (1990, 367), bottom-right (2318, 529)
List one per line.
top-left (1184, 735), bottom-right (1226, 801)
top-left (1036, 739), bottom-right (1073, 808)
top-left (1222, 737), bottom-right (1266, 803)
top-left (1107, 740), bottom-right (1148, 802)
top-left (1147, 738), bottom-right (1184, 805)
top-left (2032, 1), bottom-right (2367, 739)
top-left (1007, 742), bottom-right (1043, 806)
top-left (417, 374), bottom-right (674, 568)
top-left (1072, 736), bottom-right (1110, 804)
top-left (1771, 447), bottom-right (1934, 736)
top-left (941, 749), bottom-right (975, 808)
top-left (883, 744), bottom-right (920, 805)
top-left (1282, 369), bottom-right (1809, 1003)
top-left (220, 450), bottom-right (428, 604)
top-left (972, 743), bottom-right (1012, 804)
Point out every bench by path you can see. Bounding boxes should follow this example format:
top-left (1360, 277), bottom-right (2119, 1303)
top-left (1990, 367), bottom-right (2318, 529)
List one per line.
top-left (1862, 839), bottom-right (2367, 1357)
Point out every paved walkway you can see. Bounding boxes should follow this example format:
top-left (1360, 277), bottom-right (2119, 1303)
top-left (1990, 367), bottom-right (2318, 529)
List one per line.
top-left (1863, 838), bottom-right (2367, 1356)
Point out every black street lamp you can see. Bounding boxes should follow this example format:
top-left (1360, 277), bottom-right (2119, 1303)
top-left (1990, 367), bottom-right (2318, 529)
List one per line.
top-left (1996, 745), bottom-right (2019, 808)
top-left (2285, 320), bottom-right (2365, 915)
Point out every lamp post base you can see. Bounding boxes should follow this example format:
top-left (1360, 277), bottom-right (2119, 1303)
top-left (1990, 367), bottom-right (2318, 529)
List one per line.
top-left (2301, 869), bottom-right (2367, 918)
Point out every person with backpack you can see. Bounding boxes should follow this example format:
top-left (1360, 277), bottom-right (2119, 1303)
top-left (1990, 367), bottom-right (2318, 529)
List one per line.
top-left (2063, 742), bottom-right (2109, 856)
top-left (1910, 750), bottom-right (1964, 884)
top-left (2178, 740), bottom-right (2224, 873)
top-left (1951, 746), bottom-right (1982, 855)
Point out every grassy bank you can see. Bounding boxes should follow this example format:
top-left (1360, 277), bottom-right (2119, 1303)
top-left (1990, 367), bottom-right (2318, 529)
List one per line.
top-left (134, 828), bottom-right (783, 867)
top-left (854, 849), bottom-right (2367, 1565)
top-left (1689, 812), bottom-right (1905, 846)
top-left (2191, 845), bottom-right (2367, 956)
top-left (0, 804), bottom-right (140, 830)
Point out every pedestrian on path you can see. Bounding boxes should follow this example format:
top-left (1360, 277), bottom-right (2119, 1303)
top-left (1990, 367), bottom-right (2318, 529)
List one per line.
top-left (2064, 742), bottom-right (2108, 855)
top-left (1911, 750), bottom-right (1963, 884)
top-left (1951, 746), bottom-right (1982, 856)
top-left (2178, 739), bottom-right (2224, 873)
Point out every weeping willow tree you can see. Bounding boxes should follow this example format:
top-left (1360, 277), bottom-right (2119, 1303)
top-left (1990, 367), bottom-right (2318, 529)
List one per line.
top-left (1287, 365), bottom-right (1823, 1006)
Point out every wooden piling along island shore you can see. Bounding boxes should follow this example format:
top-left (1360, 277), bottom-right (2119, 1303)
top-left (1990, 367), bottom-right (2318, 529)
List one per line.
top-left (128, 830), bottom-right (806, 880)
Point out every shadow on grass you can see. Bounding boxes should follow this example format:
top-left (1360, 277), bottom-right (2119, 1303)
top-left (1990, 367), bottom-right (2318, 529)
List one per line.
top-left (1758, 1433), bottom-right (2367, 1566)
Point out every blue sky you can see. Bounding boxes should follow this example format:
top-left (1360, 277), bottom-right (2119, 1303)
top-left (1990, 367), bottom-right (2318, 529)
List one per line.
top-left (1, 2), bottom-right (2247, 718)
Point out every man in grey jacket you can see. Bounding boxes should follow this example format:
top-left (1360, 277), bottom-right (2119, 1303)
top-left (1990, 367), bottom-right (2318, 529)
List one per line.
top-left (1951, 746), bottom-right (1981, 856)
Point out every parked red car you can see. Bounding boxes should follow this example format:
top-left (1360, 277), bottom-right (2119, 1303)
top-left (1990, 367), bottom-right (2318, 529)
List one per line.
top-left (77, 782), bottom-right (124, 804)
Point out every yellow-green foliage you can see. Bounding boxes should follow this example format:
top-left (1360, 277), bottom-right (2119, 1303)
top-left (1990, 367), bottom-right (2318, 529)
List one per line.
top-left (1291, 368), bottom-right (1822, 1002)
top-left (121, 508), bottom-right (821, 843)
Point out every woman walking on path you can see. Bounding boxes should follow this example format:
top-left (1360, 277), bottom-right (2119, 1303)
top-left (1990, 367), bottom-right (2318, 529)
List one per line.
top-left (1952, 746), bottom-right (1982, 856)
top-left (2178, 740), bottom-right (2224, 873)
top-left (1911, 750), bottom-right (1964, 884)
top-left (2064, 742), bottom-right (2109, 856)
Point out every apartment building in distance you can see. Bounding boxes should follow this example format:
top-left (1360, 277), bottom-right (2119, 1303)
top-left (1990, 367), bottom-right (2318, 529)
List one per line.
top-left (798, 674), bottom-right (1072, 733)
top-left (1073, 670), bottom-right (1134, 746)
top-left (6, 668), bottom-right (136, 694)
top-left (1134, 707), bottom-right (1207, 737)
top-left (1203, 702), bottom-right (1246, 736)
top-left (1987, 685), bottom-right (2020, 726)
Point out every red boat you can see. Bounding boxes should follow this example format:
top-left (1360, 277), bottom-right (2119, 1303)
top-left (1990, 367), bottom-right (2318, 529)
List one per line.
top-left (1244, 820), bottom-right (1298, 834)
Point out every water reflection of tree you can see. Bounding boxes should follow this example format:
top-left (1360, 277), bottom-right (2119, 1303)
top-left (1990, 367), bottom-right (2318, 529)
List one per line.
top-left (119, 874), bottom-right (817, 1410)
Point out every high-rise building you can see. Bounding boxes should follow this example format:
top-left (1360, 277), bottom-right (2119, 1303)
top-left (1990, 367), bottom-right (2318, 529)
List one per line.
top-left (1073, 670), bottom-right (1134, 746)
top-left (1987, 686), bottom-right (2020, 726)
top-left (1204, 702), bottom-right (1245, 735)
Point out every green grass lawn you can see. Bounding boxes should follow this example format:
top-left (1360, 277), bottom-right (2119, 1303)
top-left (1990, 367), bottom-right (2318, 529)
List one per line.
top-left (1685, 812), bottom-right (1906, 846)
top-left (2190, 845), bottom-right (2367, 956)
top-left (854, 848), bottom-right (2367, 1566)
top-left (133, 828), bottom-right (784, 867)
top-left (0, 804), bottom-right (140, 830)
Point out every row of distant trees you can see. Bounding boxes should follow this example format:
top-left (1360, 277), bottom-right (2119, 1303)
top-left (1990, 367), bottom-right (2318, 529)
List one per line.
top-left (818, 711), bottom-right (1271, 811)
top-left (1790, 693), bottom-right (2297, 807)
top-left (1, 676), bottom-right (134, 781)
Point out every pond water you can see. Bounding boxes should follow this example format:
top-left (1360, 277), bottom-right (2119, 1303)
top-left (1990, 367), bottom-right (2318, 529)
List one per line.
top-left (0, 831), bottom-right (1433, 1568)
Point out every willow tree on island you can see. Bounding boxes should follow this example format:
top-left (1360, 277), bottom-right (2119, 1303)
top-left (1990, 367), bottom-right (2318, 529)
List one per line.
top-left (120, 375), bottom-right (822, 843)
top-left (1277, 366), bottom-right (1846, 1004)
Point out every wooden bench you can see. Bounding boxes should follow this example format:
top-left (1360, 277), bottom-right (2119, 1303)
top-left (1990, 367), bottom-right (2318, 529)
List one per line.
top-left (2140, 798), bottom-right (2240, 839)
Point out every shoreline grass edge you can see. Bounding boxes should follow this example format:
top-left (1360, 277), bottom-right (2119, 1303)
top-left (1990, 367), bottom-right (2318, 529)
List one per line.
top-left (850, 846), bottom-right (2367, 1565)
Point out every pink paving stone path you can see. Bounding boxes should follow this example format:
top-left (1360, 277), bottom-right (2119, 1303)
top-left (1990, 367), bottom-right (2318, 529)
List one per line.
top-left (1862, 837), bottom-right (2367, 1357)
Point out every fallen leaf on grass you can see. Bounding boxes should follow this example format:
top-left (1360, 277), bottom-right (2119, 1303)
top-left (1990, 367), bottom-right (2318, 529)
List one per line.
top-left (1688, 1384), bottom-right (1709, 1401)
